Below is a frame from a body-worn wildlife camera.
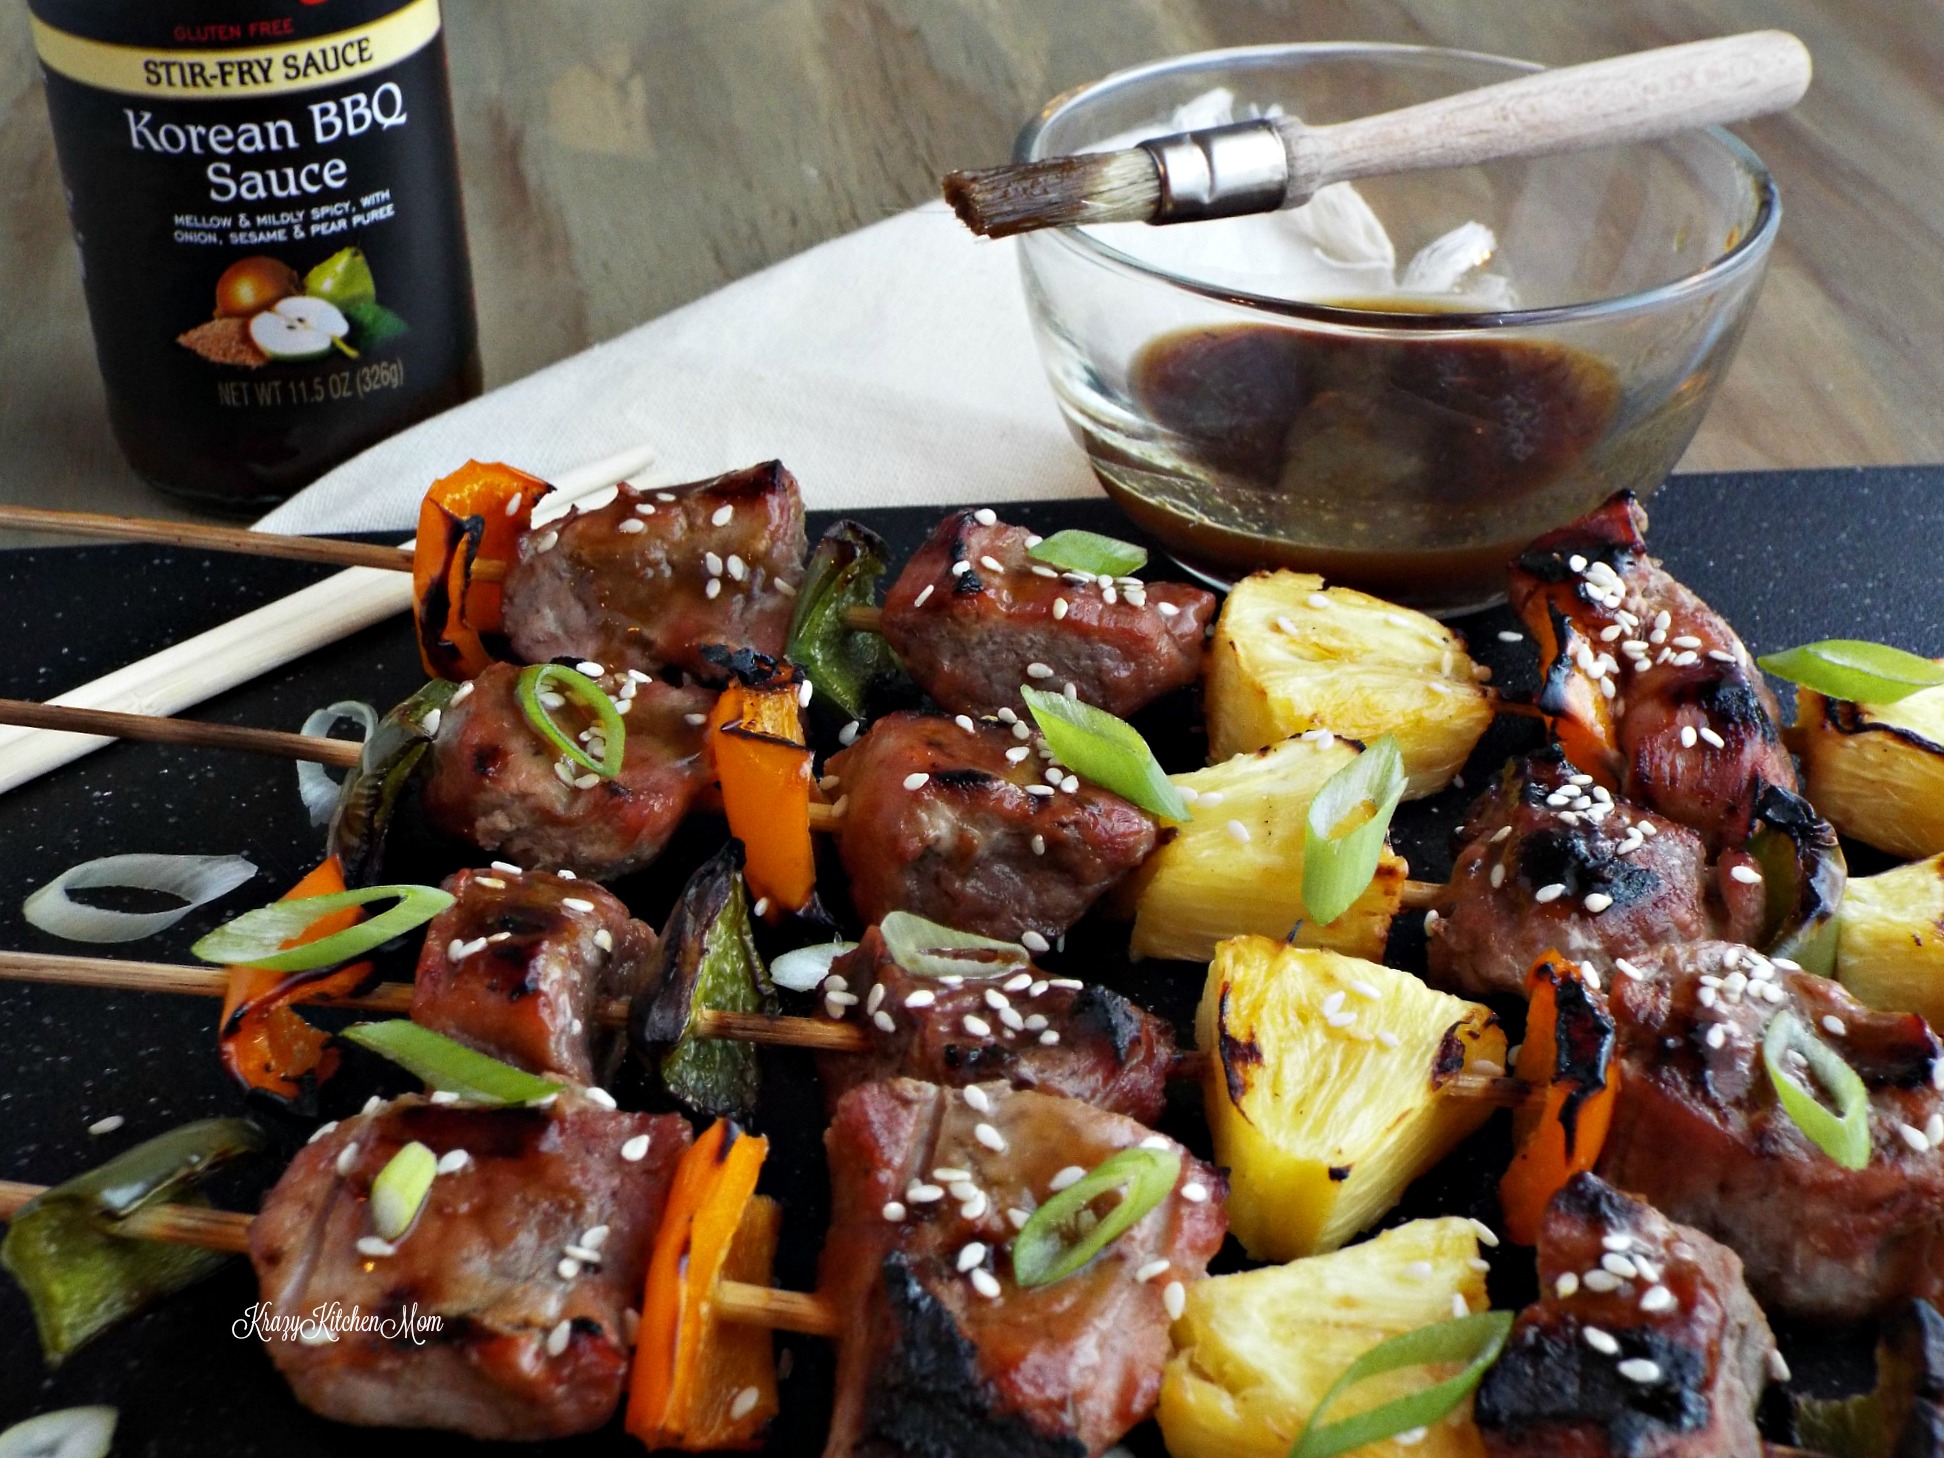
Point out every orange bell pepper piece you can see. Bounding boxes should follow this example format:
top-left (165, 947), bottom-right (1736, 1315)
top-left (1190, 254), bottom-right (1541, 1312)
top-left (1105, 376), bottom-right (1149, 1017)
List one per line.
top-left (627, 1119), bottom-right (779, 1451)
top-left (1518, 600), bottom-right (1621, 791)
top-left (707, 667), bottom-right (815, 919)
top-left (1499, 951), bottom-right (1621, 1246)
top-left (411, 460), bottom-right (552, 680)
top-left (218, 855), bottom-right (373, 1103)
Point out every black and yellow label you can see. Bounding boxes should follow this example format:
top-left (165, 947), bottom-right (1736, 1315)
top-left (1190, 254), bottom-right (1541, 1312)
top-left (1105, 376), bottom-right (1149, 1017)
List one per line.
top-left (30, 0), bottom-right (441, 100)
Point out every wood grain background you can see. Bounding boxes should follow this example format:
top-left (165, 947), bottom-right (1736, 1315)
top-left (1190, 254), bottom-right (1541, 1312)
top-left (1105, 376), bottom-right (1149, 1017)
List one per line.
top-left (2, 0), bottom-right (1940, 526)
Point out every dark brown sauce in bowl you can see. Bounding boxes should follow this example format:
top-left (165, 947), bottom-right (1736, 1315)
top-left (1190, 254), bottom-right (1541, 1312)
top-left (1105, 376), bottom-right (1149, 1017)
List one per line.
top-left (1095, 305), bottom-right (1658, 611)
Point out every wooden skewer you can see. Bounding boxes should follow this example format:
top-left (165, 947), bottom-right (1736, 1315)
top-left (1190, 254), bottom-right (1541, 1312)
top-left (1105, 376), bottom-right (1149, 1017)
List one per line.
top-left (0, 701), bottom-right (1451, 909)
top-left (0, 950), bottom-right (1535, 1108)
top-left (0, 1177), bottom-right (836, 1335)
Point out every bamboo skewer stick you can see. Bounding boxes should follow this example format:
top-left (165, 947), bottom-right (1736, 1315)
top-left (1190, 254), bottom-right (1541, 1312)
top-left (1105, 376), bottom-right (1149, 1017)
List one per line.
top-left (0, 505), bottom-right (409, 571)
top-left (0, 703), bottom-right (1453, 908)
top-left (0, 1177), bottom-right (835, 1334)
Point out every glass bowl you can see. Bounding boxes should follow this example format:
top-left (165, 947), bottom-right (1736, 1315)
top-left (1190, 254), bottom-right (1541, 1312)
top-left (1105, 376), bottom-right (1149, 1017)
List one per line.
top-left (1015, 43), bottom-right (1779, 614)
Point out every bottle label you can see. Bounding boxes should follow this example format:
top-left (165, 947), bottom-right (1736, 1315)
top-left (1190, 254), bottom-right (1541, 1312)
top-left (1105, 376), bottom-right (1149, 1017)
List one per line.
top-left (28, 0), bottom-right (479, 504)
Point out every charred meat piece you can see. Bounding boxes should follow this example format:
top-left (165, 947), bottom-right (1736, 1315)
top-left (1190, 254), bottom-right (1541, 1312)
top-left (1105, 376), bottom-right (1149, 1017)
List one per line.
top-left (1599, 940), bottom-right (1944, 1321)
top-left (250, 1092), bottom-right (689, 1441)
top-left (420, 660), bottom-right (714, 879)
top-left (815, 927), bottom-right (1176, 1122)
top-left (1427, 749), bottom-right (1765, 999)
top-left (819, 1078), bottom-right (1226, 1458)
top-left (1475, 1172), bottom-right (1776, 1458)
top-left (880, 510), bottom-right (1216, 718)
top-left (411, 867), bottom-right (659, 1084)
top-left (1510, 492), bottom-right (1796, 849)
top-left (503, 460), bottom-right (807, 682)
top-left (825, 711), bottom-right (1157, 942)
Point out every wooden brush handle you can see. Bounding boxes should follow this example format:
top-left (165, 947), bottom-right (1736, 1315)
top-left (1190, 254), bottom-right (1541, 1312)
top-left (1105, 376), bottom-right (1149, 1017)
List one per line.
top-left (1280, 31), bottom-right (1810, 200)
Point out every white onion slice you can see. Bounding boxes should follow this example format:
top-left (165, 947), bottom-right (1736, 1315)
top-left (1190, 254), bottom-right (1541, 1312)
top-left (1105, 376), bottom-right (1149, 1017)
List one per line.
top-left (297, 700), bottom-right (377, 825)
top-left (0, 1406), bottom-right (118, 1458)
top-left (24, 854), bottom-right (258, 945)
top-left (770, 941), bottom-right (857, 992)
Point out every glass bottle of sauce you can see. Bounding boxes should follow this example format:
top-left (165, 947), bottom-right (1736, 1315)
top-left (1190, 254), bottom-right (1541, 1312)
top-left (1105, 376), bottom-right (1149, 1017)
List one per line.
top-left (27, 0), bottom-right (482, 510)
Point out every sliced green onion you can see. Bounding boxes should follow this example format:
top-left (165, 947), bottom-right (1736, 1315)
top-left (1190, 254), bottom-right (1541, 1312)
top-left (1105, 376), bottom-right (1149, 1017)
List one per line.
top-left (1012, 1146), bottom-right (1180, 1288)
top-left (369, 1141), bottom-right (437, 1240)
top-left (1019, 686), bottom-right (1189, 821)
top-left (190, 884), bottom-right (453, 972)
top-left (879, 910), bottom-right (1028, 980)
top-left (0, 1406), bottom-right (119, 1458)
top-left (516, 663), bottom-right (625, 777)
top-left (1027, 529), bottom-right (1148, 578)
top-left (1289, 1310), bottom-right (1514, 1458)
top-left (1758, 640), bottom-right (1944, 705)
top-left (340, 1021), bottom-right (562, 1105)
top-left (1302, 735), bottom-right (1407, 926)
top-left (1763, 1009), bottom-right (1871, 1170)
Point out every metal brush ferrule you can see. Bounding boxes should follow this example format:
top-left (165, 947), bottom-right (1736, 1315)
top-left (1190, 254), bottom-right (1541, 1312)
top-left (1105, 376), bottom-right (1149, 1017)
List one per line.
top-left (1139, 121), bottom-right (1289, 223)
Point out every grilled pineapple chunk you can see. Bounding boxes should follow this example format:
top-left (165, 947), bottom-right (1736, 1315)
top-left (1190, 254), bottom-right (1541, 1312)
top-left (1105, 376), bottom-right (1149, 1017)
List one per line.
top-left (1795, 675), bottom-right (1944, 858)
top-left (1127, 735), bottom-right (1406, 963)
top-left (1207, 571), bottom-right (1491, 798)
top-left (1159, 1217), bottom-right (1490, 1458)
top-left (1838, 854), bottom-right (1944, 1029)
top-left (1198, 938), bottom-right (1505, 1261)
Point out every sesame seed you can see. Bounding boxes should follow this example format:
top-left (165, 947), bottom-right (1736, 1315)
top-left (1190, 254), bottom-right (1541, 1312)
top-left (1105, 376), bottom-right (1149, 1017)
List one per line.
top-left (1226, 819), bottom-right (1251, 844)
top-left (957, 1242), bottom-right (988, 1272)
top-left (1039, 1030), bottom-right (1060, 1045)
top-left (979, 555), bottom-right (1004, 573)
top-left (1377, 1031), bottom-right (1399, 1048)
top-left (1823, 1015), bottom-right (1847, 1037)
top-left (1601, 1233), bottom-right (1634, 1251)
top-left (1470, 1218), bottom-right (1500, 1248)
top-left (1584, 892), bottom-right (1614, 913)
top-left (913, 583), bottom-right (935, 607)
top-left (963, 1015), bottom-right (992, 1037)
top-left (1900, 1123), bottom-right (1931, 1153)
top-left (1679, 726), bottom-right (1698, 748)
top-left (1026, 784), bottom-right (1054, 797)
top-left (1021, 930), bottom-right (1050, 953)
top-left (1049, 1165), bottom-right (1086, 1192)
top-left (904, 990), bottom-right (935, 1009)
top-left (1730, 864), bottom-right (1763, 885)
top-left (562, 897), bottom-right (595, 912)
top-left (1618, 1358), bottom-right (1662, 1384)
top-left (970, 1269), bottom-right (1002, 1300)
top-left (335, 1142), bottom-right (362, 1176)
top-left (975, 1123), bottom-right (1007, 1152)
top-left (583, 1086), bottom-right (618, 1111)
top-left (1158, 602), bottom-right (1180, 618)
top-left (705, 578), bottom-right (722, 600)
top-left (974, 508), bottom-right (998, 526)
top-left (546, 1319), bottom-right (573, 1357)
top-left (1583, 1326), bottom-right (1619, 1355)
top-left (1181, 1182), bottom-right (1209, 1204)
top-left (729, 1385), bottom-right (762, 1422)
top-left (903, 772), bottom-right (931, 791)
top-left (87, 1114), bottom-right (124, 1136)
top-left (1164, 1281), bottom-right (1187, 1320)
top-left (907, 1183), bottom-right (944, 1203)
top-left (1489, 863), bottom-right (1506, 889)
top-left (873, 1011), bottom-right (896, 1034)
top-left (1534, 883), bottom-right (1566, 904)
top-left (1556, 1272), bottom-right (1580, 1298)
top-left (1699, 726), bottom-right (1726, 749)
top-left (964, 1085), bottom-right (992, 1113)
top-left (1640, 1285), bottom-right (1677, 1314)
top-left (557, 1257), bottom-right (583, 1280)
top-left (826, 991), bottom-right (858, 1007)
top-left (1136, 1259), bottom-right (1172, 1283)
top-left (951, 560), bottom-right (972, 576)
top-left (1102, 586), bottom-right (1118, 605)
top-left (946, 1180), bottom-right (978, 1201)
top-left (708, 503), bottom-right (734, 527)
top-left (1026, 662), bottom-right (1054, 679)
top-left (1602, 1253), bottom-right (1639, 1279)
top-left (882, 1201), bottom-right (907, 1221)
top-left (1583, 1270), bottom-right (1621, 1293)
top-left (621, 1134), bottom-right (651, 1162)
top-left (1770, 1349), bottom-right (1793, 1382)
top-left (356, 1237), bottom-right (396, 1258)
top-left (1006, 1208), bottom-right (1031, 1230)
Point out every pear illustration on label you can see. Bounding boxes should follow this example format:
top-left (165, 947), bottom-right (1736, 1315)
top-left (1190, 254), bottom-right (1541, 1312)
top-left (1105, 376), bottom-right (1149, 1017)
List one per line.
top-left (178, 248), bottom-right (405, 368)
top-left (250, 296), bottom-right (354, 361)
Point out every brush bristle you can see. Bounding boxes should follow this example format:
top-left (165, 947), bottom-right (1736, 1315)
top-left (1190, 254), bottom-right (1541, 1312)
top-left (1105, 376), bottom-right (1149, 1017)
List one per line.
top-left (943, 149), bottom-right (1162, 238)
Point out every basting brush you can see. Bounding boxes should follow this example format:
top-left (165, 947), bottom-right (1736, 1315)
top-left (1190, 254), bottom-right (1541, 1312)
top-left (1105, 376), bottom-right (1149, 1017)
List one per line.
top-left (945, 31), bottom-right (1810, 239)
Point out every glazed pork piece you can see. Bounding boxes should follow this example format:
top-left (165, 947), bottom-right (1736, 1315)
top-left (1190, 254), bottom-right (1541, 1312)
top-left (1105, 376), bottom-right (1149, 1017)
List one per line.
top-left (411, 867), bottom-right (660, 1084)
top-left (1598, 939), bottom-right (1944, 1321)
top-left (1509, 492), bottom-right (1796, 849)
top-left (814, 926), bottom-right (1176, 1122)
top-left (249, 1092), bottom-right (690, 1441)
top-left (819, 1078), bottom-right (1226, 1458)
top-left (1475, 1173), bottom-right (1776, 1458)
top-left (420, 659), bottom-right (714, 879)
top-left (1427, 749), bottom-right (1766, 999)
top-left (825, 711), bottom-right (1158, 942)
top-left (880, 509), bottom-right (1217, 718)
top-left (503, 460), bottom-right (807, 683)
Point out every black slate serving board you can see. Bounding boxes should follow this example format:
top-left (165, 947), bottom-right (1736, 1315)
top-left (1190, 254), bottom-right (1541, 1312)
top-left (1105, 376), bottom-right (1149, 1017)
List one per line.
top-left (0, 466), bottom-right (1939, 1453)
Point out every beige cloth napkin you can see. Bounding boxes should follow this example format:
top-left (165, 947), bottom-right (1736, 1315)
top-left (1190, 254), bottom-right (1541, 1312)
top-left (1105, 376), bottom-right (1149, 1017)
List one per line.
top-left (257, 201), bottom-right (1101, 535)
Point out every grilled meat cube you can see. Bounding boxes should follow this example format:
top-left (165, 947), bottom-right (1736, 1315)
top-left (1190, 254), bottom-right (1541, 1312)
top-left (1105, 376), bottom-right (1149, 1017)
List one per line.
top-left (1427, 750), bottom-right (1766, 999)
top-left (879, 510), bottom-right (1216, 718)
top-left (1510, 492), bottom-right (1796, 849)
top-left (815, 926), bottom-right (1175, 1122)
top-left (503, 460), bottom-right (808, 683)
top-left (249, 1091), bottom-right (690, 1441)
top-left (825, 711), bottom-right (1157, 942)
top-left (421, 659), bottom-right (714, 879)
top-left (1475, 1173), bottom-right (1776, 1458)
top-left (1598, 940), bottom-right (1944, 1321)
top-left (819, 1077), bottom-right (1226, 1458)
top-left (411, 867), bottom-right (659, 1084)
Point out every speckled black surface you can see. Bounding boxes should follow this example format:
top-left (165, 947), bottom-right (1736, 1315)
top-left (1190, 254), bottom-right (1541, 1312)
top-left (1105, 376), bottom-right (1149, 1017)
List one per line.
top-left (0, 467), bottom-right (1938, 1452)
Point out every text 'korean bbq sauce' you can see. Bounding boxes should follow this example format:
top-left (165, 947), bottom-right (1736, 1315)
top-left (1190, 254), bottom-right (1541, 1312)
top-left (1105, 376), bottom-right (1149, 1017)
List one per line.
top-left (29, 0), bottom-right (481, 509)
top-left (1106, 310), bottom-right (1624, 607)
